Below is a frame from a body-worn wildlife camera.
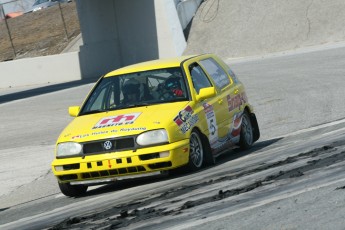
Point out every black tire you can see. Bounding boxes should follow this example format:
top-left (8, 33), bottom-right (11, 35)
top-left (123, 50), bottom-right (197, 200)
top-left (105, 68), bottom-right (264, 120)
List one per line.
top-left (188, 130), bottom-right (204, 171)
top-left (239, 111), bottom-right (254, 150)
top-left (202, 134), bottom-right (216, 166)
top-left (58, 182), bottom-right (88, 197)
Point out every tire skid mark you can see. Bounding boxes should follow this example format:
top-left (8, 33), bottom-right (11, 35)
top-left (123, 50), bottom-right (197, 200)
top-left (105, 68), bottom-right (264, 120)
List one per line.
top-left (179, 150), bottom-right (345, 211)
top-left (49, 143), bottom-right (345, 229)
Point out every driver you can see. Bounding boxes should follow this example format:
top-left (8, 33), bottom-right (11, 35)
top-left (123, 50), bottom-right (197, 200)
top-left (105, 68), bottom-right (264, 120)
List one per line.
top-left (122, 79), bottom-right (141, 104)
top-left (165, 76), bottom-right (183, 97)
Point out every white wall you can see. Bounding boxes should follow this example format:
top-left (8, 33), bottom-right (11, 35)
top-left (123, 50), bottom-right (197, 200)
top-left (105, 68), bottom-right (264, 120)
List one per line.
top-left (0, 0), bottom-right (201, 88)
top-left (0, 52), bottom-right (81, 88)
top-left (155, 0), bottom-right (186, 58)
top-left (77, 0), bottom-right (189, 78)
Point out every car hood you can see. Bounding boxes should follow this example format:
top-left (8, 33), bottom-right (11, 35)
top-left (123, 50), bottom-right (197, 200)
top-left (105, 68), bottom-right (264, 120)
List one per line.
top-left (58, 101), bottom-right (190, 143)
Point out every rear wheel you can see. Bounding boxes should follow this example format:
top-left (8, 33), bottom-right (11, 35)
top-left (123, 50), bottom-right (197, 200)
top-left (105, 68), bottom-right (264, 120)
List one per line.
top-left (239, 111), bottom-right (254, 150)
top-left (58, 182), bottom-right (88, 197)
top-left (188, 130), bottom-right (204, 171)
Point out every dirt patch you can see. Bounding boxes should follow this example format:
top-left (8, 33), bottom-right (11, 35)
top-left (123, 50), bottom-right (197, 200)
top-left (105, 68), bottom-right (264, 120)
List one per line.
top-left (0, 1), bottom-right (80, 62)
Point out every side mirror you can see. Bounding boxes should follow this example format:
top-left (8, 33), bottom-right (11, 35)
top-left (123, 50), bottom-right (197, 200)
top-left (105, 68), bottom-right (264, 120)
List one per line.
top-left (68, 106), bottom-right (80, 117)
top-left (196, 87), bottom-right (216, 101)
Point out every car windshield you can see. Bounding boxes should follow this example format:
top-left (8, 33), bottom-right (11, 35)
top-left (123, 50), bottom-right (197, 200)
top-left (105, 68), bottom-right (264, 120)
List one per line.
top-left (79, 67), bottom-right (189, 115)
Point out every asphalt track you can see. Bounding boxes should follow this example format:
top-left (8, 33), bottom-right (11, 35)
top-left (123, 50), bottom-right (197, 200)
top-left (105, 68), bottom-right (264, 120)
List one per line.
top-left (1, 43), bottom-right (345, 229)
top-left (1, 1), bottom-right (345, 227)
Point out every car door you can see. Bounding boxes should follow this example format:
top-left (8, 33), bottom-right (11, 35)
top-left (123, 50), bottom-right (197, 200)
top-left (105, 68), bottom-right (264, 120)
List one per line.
top-left (186, 62), bottom-right (221, 149)
top-left (198, 57), bottom-right (240, 150)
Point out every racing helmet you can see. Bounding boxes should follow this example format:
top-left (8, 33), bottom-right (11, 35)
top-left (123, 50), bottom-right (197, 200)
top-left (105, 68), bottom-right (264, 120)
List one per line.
top-left (165, 76), bottom-right (181, 90)
top-left (122, 79), bottom-right (140, 101)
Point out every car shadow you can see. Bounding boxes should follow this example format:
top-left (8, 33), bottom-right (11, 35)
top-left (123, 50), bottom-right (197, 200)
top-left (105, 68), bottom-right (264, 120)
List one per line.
top-left (77, 137), bottom-right (282, 198)
top-left (215, 137), bottom-right (283, 166)
top-left (0, 78), bottom-right (96, 104)
top-left (82, 174), bottom-right (168, 197)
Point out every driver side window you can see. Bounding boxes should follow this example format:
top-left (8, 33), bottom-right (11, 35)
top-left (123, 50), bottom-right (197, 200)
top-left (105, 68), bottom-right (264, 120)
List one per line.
top-left (190, 64), bottom-right (212, 94)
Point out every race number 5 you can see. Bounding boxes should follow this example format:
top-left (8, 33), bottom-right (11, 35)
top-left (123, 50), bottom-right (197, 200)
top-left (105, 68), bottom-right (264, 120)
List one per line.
top-left (209, 118), bottom-right (216, 135)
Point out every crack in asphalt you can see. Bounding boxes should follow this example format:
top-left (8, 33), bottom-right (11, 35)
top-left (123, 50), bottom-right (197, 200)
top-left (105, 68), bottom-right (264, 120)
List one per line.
top-left (305, 0), bottom-right (314, 40)
top-left (49, 142), bottom-right (345, 229)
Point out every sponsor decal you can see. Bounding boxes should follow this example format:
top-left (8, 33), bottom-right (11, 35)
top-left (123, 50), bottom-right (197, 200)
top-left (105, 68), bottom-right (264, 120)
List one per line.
top-left (120, 127), bottom-right (147, 132)
top-left (72, 134), bottom-right (89, 139)
top-left (174, 106), bottom-right (199, 134)
top-left (231, 112), bottom-right (243, 137)
top-left (203, 103), bottom-right (218, 147)
top-left (227, 92), bottom-right (248, 111)
top-left (180, 115), bottom-right (199, 134)
top-left (71, 130), bottom-right (112, 139)
top-left (208, 112), bottom-right (243, 153)
top-left (93, 113), bottom-right (141, 129)
top-left (174, 106), bottom-right (193, 126)
top-left (92, 131), bottom-right (108, 135)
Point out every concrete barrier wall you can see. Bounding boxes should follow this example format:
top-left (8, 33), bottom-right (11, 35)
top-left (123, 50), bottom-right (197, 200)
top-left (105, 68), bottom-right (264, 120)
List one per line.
top-left (0, 0), bottom-right (200, 89)
top-left (155, 0), bottom-right (186, 58)
top-left (77, 0), bottom-right (194, 79)
top-left (184, 0), bottom-right (345, 59)
top-left (0, 52), bottom-right (82, 88)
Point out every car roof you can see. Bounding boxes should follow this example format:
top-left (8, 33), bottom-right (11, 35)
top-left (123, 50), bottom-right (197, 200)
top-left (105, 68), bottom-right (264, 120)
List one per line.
top-left (104, 55), bottom-right (198, 77)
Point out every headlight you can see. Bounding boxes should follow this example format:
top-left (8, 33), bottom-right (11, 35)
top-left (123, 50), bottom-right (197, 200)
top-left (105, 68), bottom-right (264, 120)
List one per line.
top-left (136, 129), bottom-right (168, 146)
top-left (56, 142), bottom-right (82, 157)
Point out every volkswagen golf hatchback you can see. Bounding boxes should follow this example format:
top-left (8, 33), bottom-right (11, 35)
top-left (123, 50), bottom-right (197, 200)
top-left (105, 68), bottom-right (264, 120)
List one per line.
top-left (52, 54), bottom-right (260, 197)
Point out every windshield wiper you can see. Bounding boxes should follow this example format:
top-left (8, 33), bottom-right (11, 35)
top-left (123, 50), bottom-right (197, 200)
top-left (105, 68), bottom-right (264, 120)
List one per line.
top-left (115, 103), bottom-right (150, 109)
top-left (80, 109), bottom-right (107, 116)
top-left (165, 98), bottom-right (188, 103)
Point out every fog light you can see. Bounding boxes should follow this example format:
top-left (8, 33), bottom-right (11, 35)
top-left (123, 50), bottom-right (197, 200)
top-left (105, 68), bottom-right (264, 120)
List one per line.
top-left (159, 151), bottom-right (169, 158)
top-left (55, 166), bottom-right (64, 172)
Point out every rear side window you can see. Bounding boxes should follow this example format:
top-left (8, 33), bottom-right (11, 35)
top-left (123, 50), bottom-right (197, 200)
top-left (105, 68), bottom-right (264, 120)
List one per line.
top-left (200, 58), bottom-right (230, 89)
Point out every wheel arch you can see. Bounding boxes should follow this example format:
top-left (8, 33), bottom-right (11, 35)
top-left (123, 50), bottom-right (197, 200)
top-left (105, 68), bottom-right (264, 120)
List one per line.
top-left (190, 126), bottom-right (214, 165)
top-left (191, 126), bottom-right (210, 147)
top-left (243, 106), bottom-right (260, 142)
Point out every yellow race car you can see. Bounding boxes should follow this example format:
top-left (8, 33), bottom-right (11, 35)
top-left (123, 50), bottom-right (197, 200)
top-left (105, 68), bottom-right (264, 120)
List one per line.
top-left (52, 54), bottom-right (260, 197)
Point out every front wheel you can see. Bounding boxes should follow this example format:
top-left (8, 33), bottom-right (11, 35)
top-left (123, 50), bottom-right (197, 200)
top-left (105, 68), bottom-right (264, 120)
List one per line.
top-left (239, 111), bottom-right (254, 150)
top-left (58, 182), bottom-right (88, 197)
top-left (188, 130), bottom-right (204, 171)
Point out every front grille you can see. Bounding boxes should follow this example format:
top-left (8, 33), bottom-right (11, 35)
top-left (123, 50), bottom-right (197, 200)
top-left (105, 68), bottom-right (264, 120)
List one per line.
top-left (139, 153), bottom-right (160, 160)
top-left (83, 137), bottom-right (135, 154)
top-left (81, 166), bottom-right (146, 179)
top-left (148, 162), bottom-right (172, 169)
top-left (63, 164), bottom-right (80, 170)
top-left (59, 174), bottom-right (78, 181)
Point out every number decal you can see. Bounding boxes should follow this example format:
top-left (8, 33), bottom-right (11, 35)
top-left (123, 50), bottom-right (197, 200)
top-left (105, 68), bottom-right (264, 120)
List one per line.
top-left (203, 103), bottom-right (218, 147)
top-left (209, 118), bottom-right (216, 135)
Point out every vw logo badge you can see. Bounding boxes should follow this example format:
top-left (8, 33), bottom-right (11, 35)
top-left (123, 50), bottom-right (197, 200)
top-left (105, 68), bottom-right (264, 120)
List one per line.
top-left (103, 141), bottom-right (112, 150)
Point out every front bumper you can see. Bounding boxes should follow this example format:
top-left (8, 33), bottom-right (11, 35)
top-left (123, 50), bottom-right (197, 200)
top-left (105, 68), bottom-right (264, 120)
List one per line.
top-left (52, 139), bottom-right (189, 185)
